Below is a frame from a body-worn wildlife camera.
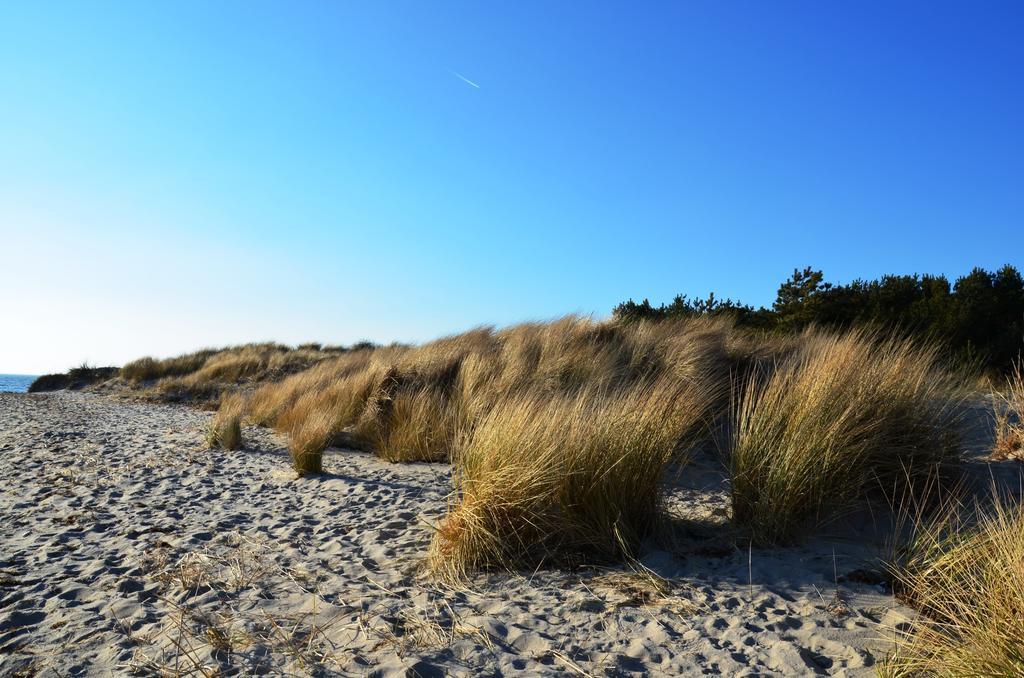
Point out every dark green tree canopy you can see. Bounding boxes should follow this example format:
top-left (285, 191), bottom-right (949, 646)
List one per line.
top-left (613, 265), bottom-right (1024, 372)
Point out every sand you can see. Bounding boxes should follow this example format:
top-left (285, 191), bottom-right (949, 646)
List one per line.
top-left (0, 391), bottom-right (1011, 676)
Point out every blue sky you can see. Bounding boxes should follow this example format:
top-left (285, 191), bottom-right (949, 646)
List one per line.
top-left (2, 2), bottom-right (1022, 374)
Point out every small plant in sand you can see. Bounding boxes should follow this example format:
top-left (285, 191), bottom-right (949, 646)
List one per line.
top-left (992, 361), bottom-right (1024, 461)
top-left (288, 410), bottom-right (329, 475)
top-left (207, 393), bottom-right (246, 450)
top-left (206, 415), bottom-right (242, 451)
top-left (882, 495), bottom-right (1024, 676)
top-left (728, 329), bottom-right (962, 544)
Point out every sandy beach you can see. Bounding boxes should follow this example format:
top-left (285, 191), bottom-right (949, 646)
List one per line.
top-left (1, 391), bottom-right (981, 676)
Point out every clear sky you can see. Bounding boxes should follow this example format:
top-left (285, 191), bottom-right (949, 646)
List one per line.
top-left (2, 2), bottom-right (1022, 374)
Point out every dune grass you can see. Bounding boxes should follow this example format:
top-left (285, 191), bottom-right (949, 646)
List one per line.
top-left (122, 350), bottom-right (220, 384)
top-left (206, 393), bottom-right (245, 450)
top-left (882, 495), bottom-right (1024, 676)
top-left (206, 414), bottom-right (242, 451)
top-left (288, 409), bottom-right (328, 475)
top-left (728, 329), bottom-right (963, 544)
top-left (992, 361), bottom-right (1024, 461)
top-left (120, 343), bottom-right (346, 406)
top-left (109, 317), bottom-right (974, 574)
top-left (199, 316), bottom-right (742, 572)
top-left (237, 316), bottom-right (736, 466)
top-left (427, 373), bottom-right (722, 577)
top-left (355, 385), bottom-right (467, 463)
top-left (248, 349), bottom-right (382, 428)
top-left (28, 364), bottom-right (120, 392)
top-left (198, 321), bottom-right (966, 566)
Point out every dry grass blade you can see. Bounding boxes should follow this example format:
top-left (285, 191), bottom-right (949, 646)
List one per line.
top-left (881, 493), bottom-right (1024, 676)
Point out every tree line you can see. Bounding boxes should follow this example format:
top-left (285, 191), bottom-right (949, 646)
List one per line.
top-left (613, 265), bottom-right (1024, 373)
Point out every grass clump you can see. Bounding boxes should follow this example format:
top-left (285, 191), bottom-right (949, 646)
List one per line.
top-left (288, 409), bottom-right (330, 475)
top-left (426, 371), bottom-right (722, 578)
top-left (206, 415), bottom-right (242, 451)
top-left (729, 329), bottom-right (963, 544)
top-left (992, 361), bottom-right (1024, 461)
top-left (356, 386), bottom-right (465, 463)
top-left (248, 349), bottom-right (382, 428)
top-left (206, 393), bottom-right (245, 450)
top-left (882, 496), bottom-right (1024, 676)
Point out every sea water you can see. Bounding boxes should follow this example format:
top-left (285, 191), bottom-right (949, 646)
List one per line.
top-left (0, 374), bottom-right (38, 393)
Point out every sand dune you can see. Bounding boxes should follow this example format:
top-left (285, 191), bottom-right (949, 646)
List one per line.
top-left (0, 391), bottom-right (986, 675)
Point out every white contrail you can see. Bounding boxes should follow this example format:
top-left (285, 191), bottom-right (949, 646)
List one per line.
top-left (449, 69), bottom-right (480, 89)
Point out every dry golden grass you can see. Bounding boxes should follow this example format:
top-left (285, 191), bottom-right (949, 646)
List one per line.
top-left (206, 393), bottom-right (246, 450)
top-left (100, 318), bottom-right (1024, 669)
top-left (249, 349), bottom-right (381, 427)
top-left (426, 369), bottom-right (723, 578)
top-left (121, 343), bottom-right (340, 405)
top-left (122, 350), bottom-right (218, 383)
top-left (288, 409), bottom-right (329, 475)
top-left (236, 316), bottom-right (736, 467)
top-left (729, 329), bottom-right (963, 544)
top-left (206, 415), bottom-right (242, 451)
top-left (357, 386), bottom-right (467, 463)
top-left (882, 495), bottom-right (1024, 676)
top-left (278, 365), bottom-right (382, 433)
top-left (993, 362), bottom-right (1024, 461)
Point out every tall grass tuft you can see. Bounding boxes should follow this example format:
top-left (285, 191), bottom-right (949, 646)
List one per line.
top-left (729, 329), bottom-right (963, 544)
top-left (288, 410), bottom-right (329, 475)
top-left (207, 415), bottom-right (242, 451)
top-left (248, 350), bottom-right (382, 427)
top-left (426, 371), bottom-right (723, 579)
top-left (206, 393), bottom-right (245, 450)
top-left (882, 495), bottom-right (1024, 676)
